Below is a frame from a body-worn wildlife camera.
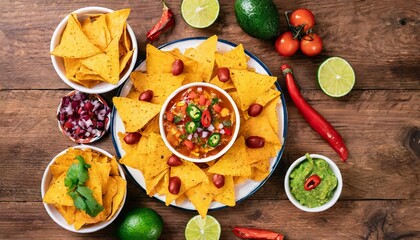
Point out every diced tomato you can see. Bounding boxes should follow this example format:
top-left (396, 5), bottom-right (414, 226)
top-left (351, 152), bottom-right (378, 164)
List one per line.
top-left (199, 95), bottom-right (206, 106)
top-left (201, 109), bottom-right (211, 127)
top-left (180, 104), bottom-right (187, 114)
top-left (184, 139), bottom-right (194, 150)
top-left (187, 91), bottom-right (198, 99)
top-left (224, 128), bottom-right (232, 136)
top-left (166, 112), bottom-right (174, 122)
top-left (213, 104), bottom-right (222, 113)
top-left (205, 99), bottom-right (211, 107)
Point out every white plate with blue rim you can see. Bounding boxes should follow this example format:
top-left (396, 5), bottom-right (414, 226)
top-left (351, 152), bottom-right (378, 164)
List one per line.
top-left (111, 37), bottom-right (288, 212)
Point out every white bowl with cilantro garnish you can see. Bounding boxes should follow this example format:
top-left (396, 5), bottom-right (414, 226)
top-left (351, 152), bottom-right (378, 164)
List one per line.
top-left (41, 145), bottom-right (127, 233)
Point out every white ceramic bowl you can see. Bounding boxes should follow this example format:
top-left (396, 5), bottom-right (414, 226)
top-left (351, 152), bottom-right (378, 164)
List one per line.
top-left (159, 82), bottom-right (241, 163)
top-left (57, 90), bottom-right (111, 144)
top-left (284, 154), bottom-right (343, 212)
top-left (50, 6), bottom-right (138, 94)
top-left (41, 145), bottom-right (126, 233)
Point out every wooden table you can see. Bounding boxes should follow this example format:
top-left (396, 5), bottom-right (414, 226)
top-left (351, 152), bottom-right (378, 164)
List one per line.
top-left (1, 0), bottom-right (419, 239)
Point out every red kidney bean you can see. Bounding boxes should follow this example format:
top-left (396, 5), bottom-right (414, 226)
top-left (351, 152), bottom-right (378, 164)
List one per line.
top-left (246, 136), bottom-right (265, 148)
top-left (139, 90), bottom-right (154, 102)
top-left (168, 176), bottom-right (181, 195)
top-left (167, 155), bottom-right (183, 166)
top-left (248, 103), bottom-right (264, 117)
top-left (172, 59), bottom-right (184, 76)
top-left (123, 132), bottom-right (141, 144)
top-left (217, 67), bottom-right (230, 82)
top-left (212, 174), bottom-right (225, 189)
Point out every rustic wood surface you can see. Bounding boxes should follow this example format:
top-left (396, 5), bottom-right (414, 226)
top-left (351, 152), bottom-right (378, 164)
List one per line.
top-left (0, 0), bottom-right (419, 239)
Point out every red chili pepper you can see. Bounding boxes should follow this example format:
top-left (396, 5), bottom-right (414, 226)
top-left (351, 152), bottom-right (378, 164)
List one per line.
top-left (233, 226), bottom-right (284, 240)
top-left (201, 109), bottom-right (212, 127)
top-left (146, 1), bottom-right (175, 42)
top-left (281, 64), bottom-right (349, 162)
top-left (304, 174), bottom-right (321, 191)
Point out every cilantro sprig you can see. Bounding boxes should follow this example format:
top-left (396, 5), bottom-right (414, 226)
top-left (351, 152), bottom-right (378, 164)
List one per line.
top-left (64, 156), bottom-right (104, 217)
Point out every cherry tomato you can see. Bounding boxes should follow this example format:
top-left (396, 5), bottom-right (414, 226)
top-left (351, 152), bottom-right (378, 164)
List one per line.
top-left (290, 8), bottom-right (315, 32)
top-left (300, 33), bottom-right (323, 57)
top-left (275, 32), bottom-right (299, 57)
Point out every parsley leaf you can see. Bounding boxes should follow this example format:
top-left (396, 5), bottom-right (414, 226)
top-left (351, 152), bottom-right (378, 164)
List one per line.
top-left (211, 98), bottom-right (219, 106)
top-left (64, 155), bottom-right (103, 217)
top-left (173, 115), bottom-right (183, 124)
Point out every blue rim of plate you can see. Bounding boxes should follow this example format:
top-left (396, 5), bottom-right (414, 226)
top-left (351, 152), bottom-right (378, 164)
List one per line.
top-left (111, 36), bottom-right (288, 212)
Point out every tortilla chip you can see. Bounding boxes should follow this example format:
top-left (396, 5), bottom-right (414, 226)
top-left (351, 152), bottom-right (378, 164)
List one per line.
top-left (43, 172), bottom-right (74, 206)
top-left (184, 35), bottom-right (217, 82)
top-left (82, 37), bottom-right (120, 84)
top-left (146, 44), bottom-right (175, 74)
top-left (213, 175), bottom-right (235, 206)
top-left (215, 44), bottom-right (247, 70)
top-left (92, 162), bottom-right (111, 194)
top-left (122, 24), bottom-right (132, 52)
top-left (82, 14), bottom-right (110, 51)
top-left (165, 160), bottom-right (207, 205)
top-left (51, 14), bottom-right (102, 58)
top-left (208, 136), bottom-right (252, 177)
top-left (208, 75), bottom-right (235, 91)
top-left (109, 175), bottom-right (127, 220)
top-left (105, 9), bottom-right (131, 40)
top-left (131, 72), bottom-right (184, 105)
top-left (186, 183), bottom-right (213, 218)
top-left (63, 58), bottom-right (82, 79)
top-left (113, 97), bottom-right (161, 132)
top-left (230, 69), bottom-right (277, 111)
top-left (85, 167), bottom-right (103, 206)
top-left (140, 116), bottom-right (160, 136)
top-left (120, 50), bottom-right (133, 74)
top-left (168, 48), bottom-right (198, 74)
top-left (250, 168), bottom-right (270, 181)
top-left (56, 205), bottom-right (76, 225)
top-left (143, 133), bottom-right (171, 180)
top-left (175, 193), bottom-right (188, 205)
top-left (145, 168), bottom-right (168, 196)
top-left (241, 113), bottom-right (281, 149)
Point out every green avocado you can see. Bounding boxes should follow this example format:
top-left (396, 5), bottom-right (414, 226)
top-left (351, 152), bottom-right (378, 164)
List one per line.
top-left (234, 0), bottom-right (280, 40)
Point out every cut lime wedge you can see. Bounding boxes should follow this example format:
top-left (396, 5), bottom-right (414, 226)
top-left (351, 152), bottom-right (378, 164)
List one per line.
top-left (317, 57), bottom-right (355, 97)
top-left (181, 0), bottom-right (220, 28)
top-left (185, 215), bottom-right (221, 240)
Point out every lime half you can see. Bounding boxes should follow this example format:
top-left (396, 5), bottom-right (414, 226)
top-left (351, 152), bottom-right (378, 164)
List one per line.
top-left (185, 215), bottom-right (221, 240)
top-left (317, 57), bottom-right (355, 97)
top-left (181, 0), bottom-right (220, 28)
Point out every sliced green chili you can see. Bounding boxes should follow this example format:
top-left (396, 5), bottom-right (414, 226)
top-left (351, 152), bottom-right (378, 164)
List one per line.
top-left (207, 133), bottom-right (221, 147)
top-left (187, 104), bottom-right (202, 121)
top-left (185, 121), bottom-right (198, 134)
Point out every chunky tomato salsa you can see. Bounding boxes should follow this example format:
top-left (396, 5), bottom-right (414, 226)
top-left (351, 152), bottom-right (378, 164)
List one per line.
top-left (163, 86), bottom-right (236, 159)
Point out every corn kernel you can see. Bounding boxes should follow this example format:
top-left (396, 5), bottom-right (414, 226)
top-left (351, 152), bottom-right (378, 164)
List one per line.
top-left (177, 101), bottom-right (186, 107)
top-left (220, 108), bottom-right (230, 117)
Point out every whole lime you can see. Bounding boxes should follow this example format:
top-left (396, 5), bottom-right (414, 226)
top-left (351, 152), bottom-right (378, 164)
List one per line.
top-left (234, 0), bottom-right (280, 40)
top-left (118, 208), bottom-right (163, 240)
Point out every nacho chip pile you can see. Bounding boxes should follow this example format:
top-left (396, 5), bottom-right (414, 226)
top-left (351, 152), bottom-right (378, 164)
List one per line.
top-left (114, 35), bottom-right (282, 218)
top-left (51, 9), bottom-right (134, 88)
top-left (43, 148), bottom-right (126, 230)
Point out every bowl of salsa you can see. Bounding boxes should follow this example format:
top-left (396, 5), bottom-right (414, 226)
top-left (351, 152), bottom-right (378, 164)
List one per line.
top-left (159, 82), bottom-right (240, 163)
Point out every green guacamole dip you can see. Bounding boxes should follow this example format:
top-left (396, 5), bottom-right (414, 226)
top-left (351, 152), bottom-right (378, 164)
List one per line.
top-left (290, 154), bottom-right (337, 208)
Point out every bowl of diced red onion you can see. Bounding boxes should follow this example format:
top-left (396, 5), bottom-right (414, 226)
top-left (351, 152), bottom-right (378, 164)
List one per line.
top-left (57, 90), bottom-right (111, 144)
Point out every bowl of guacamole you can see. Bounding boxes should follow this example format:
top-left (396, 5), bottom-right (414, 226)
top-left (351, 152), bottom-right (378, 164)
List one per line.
top-left (284, 153), bottom-right (343, 212)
